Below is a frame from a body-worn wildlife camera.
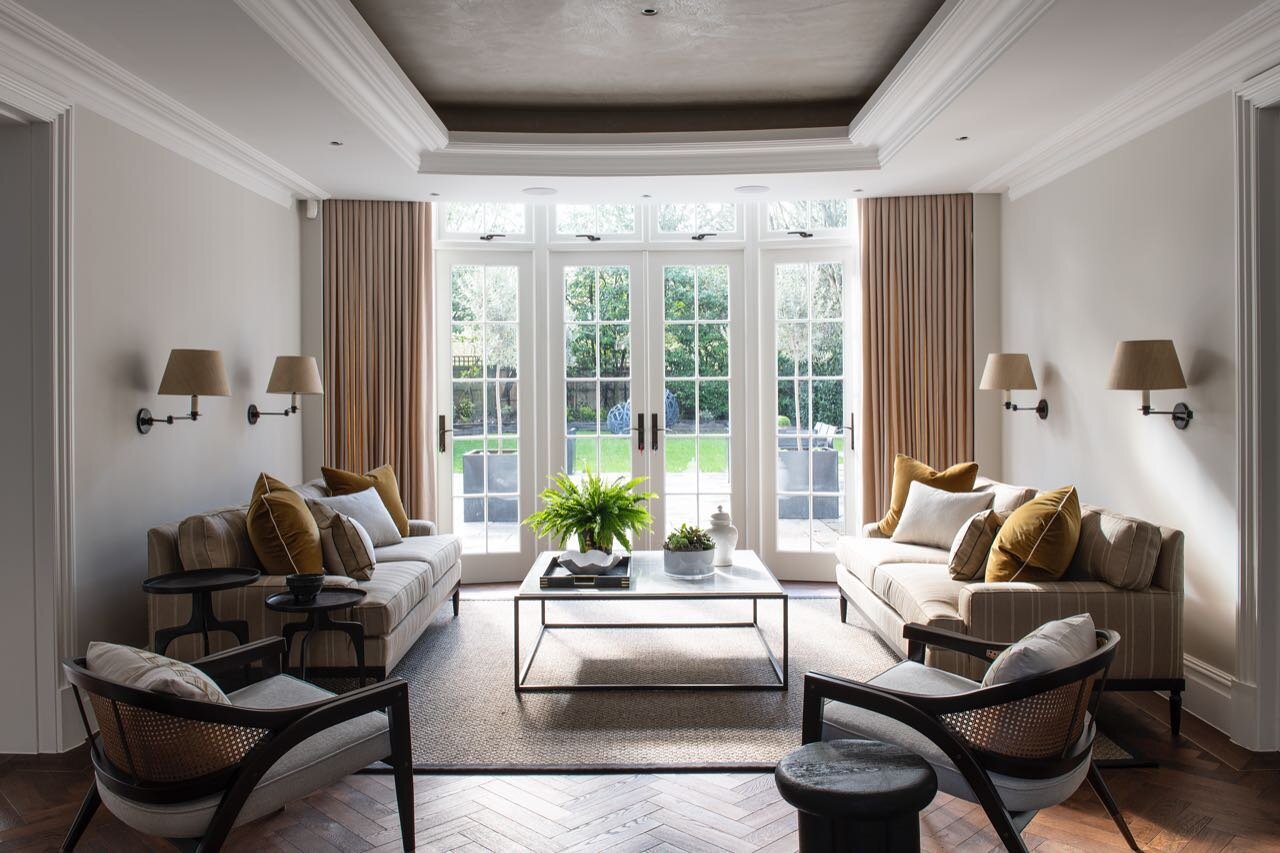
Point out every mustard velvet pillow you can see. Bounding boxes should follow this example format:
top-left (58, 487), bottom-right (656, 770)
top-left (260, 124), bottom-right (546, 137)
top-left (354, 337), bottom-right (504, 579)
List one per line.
top-left (322, 464), bottom-right (410, 536)
top-left (246, 473), bottom-right (323, 575)
top-left (878, 454), bottom-right (980, 537)
top-left (985, 485), bottom-right (1082, 583)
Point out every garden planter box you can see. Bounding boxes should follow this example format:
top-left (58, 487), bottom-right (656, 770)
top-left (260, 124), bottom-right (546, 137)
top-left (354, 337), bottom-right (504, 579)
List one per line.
top-left (777, 448), bottom-right (841, 520)
top-left (462, 449), bottom-right (519, 522)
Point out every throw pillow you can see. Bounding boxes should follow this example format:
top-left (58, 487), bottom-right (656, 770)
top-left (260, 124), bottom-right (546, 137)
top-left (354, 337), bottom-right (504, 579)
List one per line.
top-left (322, 464), bottom-right (410, 536)
top-left (891, 482), bottom-right (994, 549)
top-left (87, 641), bottom-right (230, 704)
top-left (878, 454), bottom-right (979, 537)
top-left (948, 509), bottom-right (1004, 580)
top-left (982, 614), bottom-right (1098, 686)
top-left (177, 508), bottom-right (261, 570)
top-left (985, 485), bottom-right (1081, 583)
top-left (1069, 506), bottom-right (1162, 590)
top-left (307, 488), bottom-right (402, 547)
top-left (313, 506), bottom-right (377, 581)
top-left (246, 473), bottom-right (323, 575)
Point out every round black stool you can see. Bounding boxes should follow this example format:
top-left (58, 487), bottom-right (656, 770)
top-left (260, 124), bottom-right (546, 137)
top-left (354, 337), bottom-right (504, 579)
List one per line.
top-left (775, 739), bottom-right (937, 852)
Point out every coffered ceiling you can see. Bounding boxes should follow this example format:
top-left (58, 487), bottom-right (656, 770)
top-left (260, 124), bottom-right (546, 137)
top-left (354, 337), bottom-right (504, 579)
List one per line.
top-left (352, 0), bottom-right (944, 132)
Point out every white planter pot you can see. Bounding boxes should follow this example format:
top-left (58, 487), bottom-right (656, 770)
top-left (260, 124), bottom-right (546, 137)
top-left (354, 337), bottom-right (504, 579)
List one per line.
top-left (663, 548), bottom-right (715, 579)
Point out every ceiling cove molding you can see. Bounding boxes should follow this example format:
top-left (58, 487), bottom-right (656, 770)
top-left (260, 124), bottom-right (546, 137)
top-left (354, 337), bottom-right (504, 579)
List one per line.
top-left (0, 0), bottom-right (323, 207)
top-left (847, 0), bottom-right (1055, 163)
top-left (422, 135), bottom-right (880, 177)
top-left (975, 0), bottom-right (1280, 200)
top-left (234, 0), bottom-right (450, 169)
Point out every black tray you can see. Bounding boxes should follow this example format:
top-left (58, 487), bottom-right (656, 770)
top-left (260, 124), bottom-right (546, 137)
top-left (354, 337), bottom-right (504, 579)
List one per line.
top-left (540, 556), bottom-right (632, 588)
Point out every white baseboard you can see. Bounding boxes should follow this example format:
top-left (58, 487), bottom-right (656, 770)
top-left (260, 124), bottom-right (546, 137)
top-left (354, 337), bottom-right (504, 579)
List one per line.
top-left (1179, 654), bottom-right (1235, 737)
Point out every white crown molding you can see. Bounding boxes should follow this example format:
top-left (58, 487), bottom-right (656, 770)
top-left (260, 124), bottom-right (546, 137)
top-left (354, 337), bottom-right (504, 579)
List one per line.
top-left (976, 0), bottom-right (1280, 199)
top-left (234, 0), bottom-right (449, 169)
top-left (0, 0), bottom-right (324, 207)
top-left (847, 0), bottom-right (1055, 163)
top-left (427, 132), bottom-right (879, 177)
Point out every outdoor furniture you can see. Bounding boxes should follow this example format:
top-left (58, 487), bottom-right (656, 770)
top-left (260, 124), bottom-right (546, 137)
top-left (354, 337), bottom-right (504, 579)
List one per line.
top-left (60, 638), bottom-right (415, 852)
top-left (775, 738), bottom-right (936, 852)
top-left (514, 550), bottom-right (788, 692)
top-left (142, 567), bottom-right (260, 656)
top-left (265, 588), bottom-right (368, 685)
top-left (803, 624), bottom-right (1139, 853)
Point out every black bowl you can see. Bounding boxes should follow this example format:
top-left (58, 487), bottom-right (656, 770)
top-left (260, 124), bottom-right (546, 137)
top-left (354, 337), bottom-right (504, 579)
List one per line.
top-left (286, 573), bottom-right (324, 603)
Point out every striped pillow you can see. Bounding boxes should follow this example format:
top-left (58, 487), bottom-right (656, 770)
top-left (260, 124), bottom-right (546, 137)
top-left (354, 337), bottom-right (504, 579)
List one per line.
top-left (1069, 507), bottom-right (1161, 590)
top-left (311, 504), bottom-right (376, 581)
top-left (178, 508), bottom-right (261, 570)
top-left (948, 509), bottom-right (1003, 580)
top-left (87, 642), bottom-right (229, 704)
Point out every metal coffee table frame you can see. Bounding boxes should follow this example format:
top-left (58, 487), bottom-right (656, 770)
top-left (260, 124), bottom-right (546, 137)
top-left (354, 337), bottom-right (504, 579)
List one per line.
top-left (514, 551), bottom-right (788, 693)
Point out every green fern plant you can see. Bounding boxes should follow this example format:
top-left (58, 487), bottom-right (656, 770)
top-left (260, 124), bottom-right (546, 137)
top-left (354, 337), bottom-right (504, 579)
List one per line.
top-left (524, 470), bottom-right (656, 552)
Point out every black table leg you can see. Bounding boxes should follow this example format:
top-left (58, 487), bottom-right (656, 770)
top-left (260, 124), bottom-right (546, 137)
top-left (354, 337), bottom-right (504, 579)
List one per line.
top-left (153, 591), bottom-right (250, 657)
top-left (282, 610), bottom-right (366, 686)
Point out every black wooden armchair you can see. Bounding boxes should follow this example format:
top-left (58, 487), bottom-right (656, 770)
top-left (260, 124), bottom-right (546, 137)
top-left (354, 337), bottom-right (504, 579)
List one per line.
top-left (803, 623), bottom-right (1139, 853)
top-left (60, 638), bottom-right (415, 852)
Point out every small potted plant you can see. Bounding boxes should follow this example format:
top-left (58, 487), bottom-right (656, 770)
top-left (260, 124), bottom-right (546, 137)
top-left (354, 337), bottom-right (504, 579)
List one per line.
top-left (663, 524), bottom-right (715, 579)
top-left (524, 470), bottom-right (655, 571)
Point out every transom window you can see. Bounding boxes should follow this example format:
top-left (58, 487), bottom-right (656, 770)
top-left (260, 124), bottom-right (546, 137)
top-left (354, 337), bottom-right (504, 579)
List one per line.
top-left (554, 203), bottom-right (638, 236)
top-left (657, 202), bottom-right (737, 234)
top-left (442, 202), bottom-right (527, 237)
top-left (767, 199), bottom-right (850, 234)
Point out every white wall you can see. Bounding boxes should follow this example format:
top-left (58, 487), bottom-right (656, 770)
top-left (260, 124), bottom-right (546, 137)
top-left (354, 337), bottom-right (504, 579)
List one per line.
top-left (71, 107), bottom-right (304, 650)
top-left (1001, 94), bottom-right (1238, 673)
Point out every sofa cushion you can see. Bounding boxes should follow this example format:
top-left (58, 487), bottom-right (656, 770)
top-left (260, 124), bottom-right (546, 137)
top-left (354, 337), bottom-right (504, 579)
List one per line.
top-left (872, 563), bottom-right (968, 634)
top-left (246, 474), bottom-right (322, 575)
top-left (353, 560), bottom-right (438, 636)
top-left (974, 478), bottom-right (1038, 515)
top-left (322, 464), bottom-right (410, 536)
top-left (948, 509), bottom-right (1003, 581)
top-left (293, 479), bottom-right (330, 501)
top-left (373, 535), bottom-right (462, 586)
top-left (834, 537), bottom-right (948, 589)
top-left (1069, 506), bottom-right (1161, 590)
top-left (893, 482), bottom-right (993, 549)
top-left (178, 507), bottom-right (260, 571)
top-left (986, 486), bottom-right (1081, 583)
top-left (307, 489), bottom-right (401, 547)
top-left (315, 509), bottom-right (377, 581)
top-left (878, 455), bottom-right (979, 537)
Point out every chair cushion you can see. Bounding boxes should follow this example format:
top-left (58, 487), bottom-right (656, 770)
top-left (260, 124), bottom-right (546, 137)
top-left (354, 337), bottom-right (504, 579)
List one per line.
top-left (373, 535), bottom-right (462, 587)
top-left (322, 464), bottom-right (410, 536)
top-left (835, 536), bottom-right (948, 589)
top-left (893, 482), bottom-right (993, 550)
top-left (983, 614), bottom-right (1097, 686)
top-left (246, 474), bottom-right (323, 575)
top-left (822, 661), bottom-right (1092, 812)
top-left (878, 455), bottom-right (979, 537)
top-left (871, 563), bottom-right (968, 634)
top-left (96, 675), bottom-right (390, 839)
top-left (1069, 506), bottom-right (1161, 590)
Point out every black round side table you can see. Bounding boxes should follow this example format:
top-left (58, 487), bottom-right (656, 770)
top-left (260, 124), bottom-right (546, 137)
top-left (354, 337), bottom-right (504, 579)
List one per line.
top-left (774, 739), bottom-right (937, 852)
top-left (265, 589), bottom-right (368, 685)
top-left (142, 568), bottom-right (260, 657)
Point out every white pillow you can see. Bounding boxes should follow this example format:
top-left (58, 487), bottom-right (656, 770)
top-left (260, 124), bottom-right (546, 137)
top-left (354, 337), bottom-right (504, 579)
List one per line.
top-left (87, 642), bottom-right (230, 704)
top-left (308, 488), bottom-right (401, 547)
top-left (892, 481), bottom-right (994, 549)
top-left (983, 613), bottom-right (1098, 686)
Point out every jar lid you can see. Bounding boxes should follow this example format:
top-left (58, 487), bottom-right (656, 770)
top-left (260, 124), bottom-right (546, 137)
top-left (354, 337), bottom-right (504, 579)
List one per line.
top-left (709, 504), bottom-right (731, 522)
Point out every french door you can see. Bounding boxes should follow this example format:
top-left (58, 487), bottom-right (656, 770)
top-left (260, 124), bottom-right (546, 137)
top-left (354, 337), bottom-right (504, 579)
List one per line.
top-left (758, 248), bottom-right (857, 576)
top-left (434, 251), bottom-right (536, 580)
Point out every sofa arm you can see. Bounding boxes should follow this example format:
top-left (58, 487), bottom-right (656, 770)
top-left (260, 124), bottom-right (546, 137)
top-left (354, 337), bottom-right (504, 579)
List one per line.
top-left (861, 522), bottom-right (886, 539)
top-left (959, 580), bottom-right (1183, 680)
top-left (408, 519), bottom-right (436, 536)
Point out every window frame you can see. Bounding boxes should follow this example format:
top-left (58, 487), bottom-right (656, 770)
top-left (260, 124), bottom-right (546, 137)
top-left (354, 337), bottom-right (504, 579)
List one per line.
top-left (758, 198), bottom-right (854, 243)
top-left (436, 202), bottom-right (534, 244)
top-left (548, 203), bottom-right (643, 244)
top-left (647, 202), bottom-right (746, 243)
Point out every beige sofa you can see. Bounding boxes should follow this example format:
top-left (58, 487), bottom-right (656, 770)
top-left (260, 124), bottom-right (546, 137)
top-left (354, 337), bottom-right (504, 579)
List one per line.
top-left (836, 476), bottom-right (1187, 734)
top-left (147, 479), bottom-right (461, 676)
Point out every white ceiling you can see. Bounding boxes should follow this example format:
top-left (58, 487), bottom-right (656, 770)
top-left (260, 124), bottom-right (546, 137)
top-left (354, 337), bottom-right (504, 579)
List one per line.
top-left (12, 0), bottom-right (1269, 202)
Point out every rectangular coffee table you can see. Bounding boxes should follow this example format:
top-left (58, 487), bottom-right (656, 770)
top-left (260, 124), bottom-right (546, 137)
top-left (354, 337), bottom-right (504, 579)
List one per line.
top-left (513, 549), bottom-right (788, 692)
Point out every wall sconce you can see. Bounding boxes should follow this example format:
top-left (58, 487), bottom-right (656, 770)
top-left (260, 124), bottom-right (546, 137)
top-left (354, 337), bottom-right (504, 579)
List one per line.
top-left (1107, 339), bottom-right (1193, 429)
top-left (247, 356), bottom-right (324, 424)
top-left (979, 353), bottom-right (1048, 419)
top-left (137, 349), bottom-right (231, 434)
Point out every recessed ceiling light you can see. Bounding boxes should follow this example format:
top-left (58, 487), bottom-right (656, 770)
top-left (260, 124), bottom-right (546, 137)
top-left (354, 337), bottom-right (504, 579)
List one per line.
top-left (329, 140), bottom-right (343, 146)
top-left (641, 7), bottom-right (658, 15)
top-left (429, 192), bottom-right (440, 197)
top-left (853, 188), bottom-right (864, 193)
top-left (522, 186), bottom-right (557, 196)
top-left (955, 135), bottom-right (970, 141)
top-left (641, 193), bottom-right (652, 198)
top-left (734, 185), bottom-right (770, 194)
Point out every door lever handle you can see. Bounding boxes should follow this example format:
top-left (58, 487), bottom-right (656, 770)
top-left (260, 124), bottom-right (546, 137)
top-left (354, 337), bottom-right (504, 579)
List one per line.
top-left (633, 412), bottom-right (646, 452)
top-left (651, 412), bottom-right (662, 452)
top-left (437, 414), bottom-right (451, 453)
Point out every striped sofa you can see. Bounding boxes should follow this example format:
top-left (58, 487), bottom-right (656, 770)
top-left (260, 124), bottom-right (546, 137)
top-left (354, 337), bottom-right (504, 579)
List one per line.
top-left (147, 479), bottom-right (461, 677)
top-left (836, 477), bottom-right (1186, 735)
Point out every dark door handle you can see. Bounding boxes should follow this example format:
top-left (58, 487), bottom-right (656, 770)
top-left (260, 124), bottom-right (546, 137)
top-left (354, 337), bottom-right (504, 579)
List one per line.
top-left (633, 412), bottom-right (646, 452)
top-left (651, 412), bottom-right (662, 452)
top-left (438, 414), bottom-right (451, 453)
top-left (843, 417), bottom-right (854, 450)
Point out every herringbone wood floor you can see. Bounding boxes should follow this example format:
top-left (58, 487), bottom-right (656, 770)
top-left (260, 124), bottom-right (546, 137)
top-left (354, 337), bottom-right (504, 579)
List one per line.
top-left (2, 586), bottom-right (1277, 851)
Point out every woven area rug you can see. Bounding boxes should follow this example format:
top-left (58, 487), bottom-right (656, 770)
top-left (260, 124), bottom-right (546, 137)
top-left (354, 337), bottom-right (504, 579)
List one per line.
top-left (388, 594), bottom-right (896, 770)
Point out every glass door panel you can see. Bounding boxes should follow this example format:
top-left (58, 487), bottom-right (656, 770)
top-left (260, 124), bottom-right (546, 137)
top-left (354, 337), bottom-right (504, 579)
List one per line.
top-left (435, 252), bottom-right (534, 579)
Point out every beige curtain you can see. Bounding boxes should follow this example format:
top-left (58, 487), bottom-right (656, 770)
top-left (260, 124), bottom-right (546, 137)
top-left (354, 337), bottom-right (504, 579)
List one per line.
top-left (323, 200), bottom-right (435, 521)
top-left (860, 193), bottom-right (974, 523)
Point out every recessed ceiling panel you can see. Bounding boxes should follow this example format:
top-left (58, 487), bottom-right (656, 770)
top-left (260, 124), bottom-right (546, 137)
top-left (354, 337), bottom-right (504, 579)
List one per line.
top-left (353, 0), bottom-right (944, 132)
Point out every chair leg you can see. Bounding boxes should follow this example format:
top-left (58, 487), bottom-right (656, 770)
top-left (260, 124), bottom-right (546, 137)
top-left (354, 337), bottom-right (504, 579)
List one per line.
top-left (1169, 688), bottom-right (1182, 739)
top-left (60, 784), bottom-right (100, 851)
top-left (1087, 762), bottom-right (1140, 851)
top-left (390, 691), bottom-right (416, 851)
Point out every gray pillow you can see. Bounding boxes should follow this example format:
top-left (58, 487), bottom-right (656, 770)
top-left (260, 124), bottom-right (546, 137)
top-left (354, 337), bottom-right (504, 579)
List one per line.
top-left (892, 481), bottom-right (994, 549)
top-left (982, 614), bottom-right (1097, 686)
top-left (307, 488), bottom-right (401, 547)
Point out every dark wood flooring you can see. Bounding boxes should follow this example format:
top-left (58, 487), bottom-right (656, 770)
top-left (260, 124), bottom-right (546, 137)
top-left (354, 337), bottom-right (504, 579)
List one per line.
top-left (3, 585), bottom-right (1277, 851)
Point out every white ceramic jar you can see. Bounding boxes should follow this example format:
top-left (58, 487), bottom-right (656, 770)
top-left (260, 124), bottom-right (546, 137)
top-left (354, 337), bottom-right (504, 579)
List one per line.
top-left (707, 505), bottom-right (738, 567)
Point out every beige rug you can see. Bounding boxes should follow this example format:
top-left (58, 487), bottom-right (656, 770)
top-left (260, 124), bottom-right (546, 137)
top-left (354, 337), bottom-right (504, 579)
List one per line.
top-left (388, 595), bottom-right (899, 770)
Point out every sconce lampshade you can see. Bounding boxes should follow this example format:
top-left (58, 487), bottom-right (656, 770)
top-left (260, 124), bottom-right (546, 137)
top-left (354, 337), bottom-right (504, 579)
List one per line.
top-left (1107, 340), bottom-right (1187, 390)
top-left (266, 356), bottom-right (324, 395)
top-left (979, 353), bottom-right (1038, 391)
top-left (156, 349), bottom-right (230, 397)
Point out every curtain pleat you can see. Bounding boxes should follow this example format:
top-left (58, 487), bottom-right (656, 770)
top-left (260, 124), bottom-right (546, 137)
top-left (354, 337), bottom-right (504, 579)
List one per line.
top-left (859, 193), bottom-right (974, 523)
top-left (323, 200), bottom-right (435, 521)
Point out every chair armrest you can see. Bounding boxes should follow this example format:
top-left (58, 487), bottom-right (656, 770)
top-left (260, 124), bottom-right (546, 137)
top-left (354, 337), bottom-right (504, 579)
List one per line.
top-left (903, 623), bottom-right (1009, 665)
top-left (407, 519), bottom-right (436, 536)
top-left (191, 638), bottom-right (285, 680)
